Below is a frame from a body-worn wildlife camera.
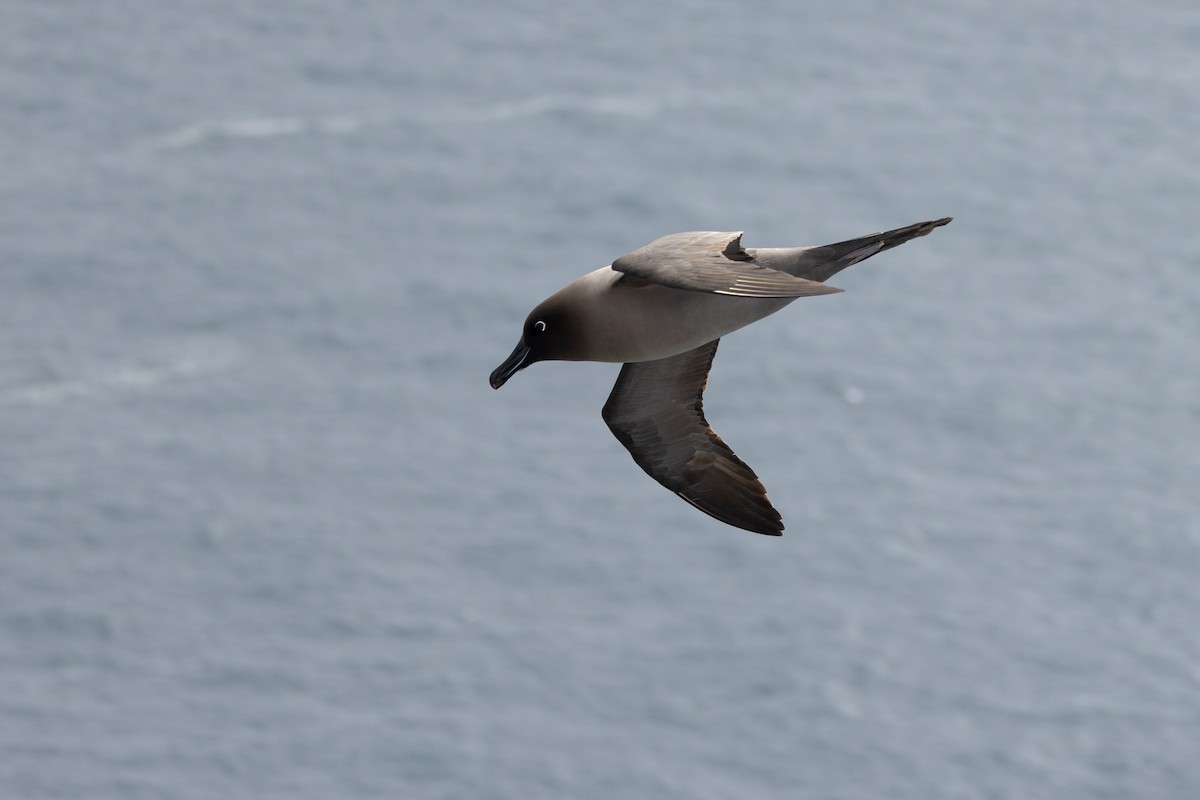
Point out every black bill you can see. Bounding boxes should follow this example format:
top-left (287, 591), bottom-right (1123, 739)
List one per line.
top-left (489, 340), bottom-right (531, 389)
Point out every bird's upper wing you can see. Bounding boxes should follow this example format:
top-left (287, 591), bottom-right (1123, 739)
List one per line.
top-left (612, 231), bottom-right (843, 298)
top-left (601, 339), bottom-right (783, 535)
top-left (747, 217), bottom-right (954, 283)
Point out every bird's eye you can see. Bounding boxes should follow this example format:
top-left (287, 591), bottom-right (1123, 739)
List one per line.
top-left (532, 320), bottom-right (547, 333)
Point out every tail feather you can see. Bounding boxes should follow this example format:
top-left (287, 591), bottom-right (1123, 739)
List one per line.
top-left (749, 217), bottom-right (952, 283)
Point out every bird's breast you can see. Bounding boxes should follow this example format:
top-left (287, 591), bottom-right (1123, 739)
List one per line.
top-left (580, 268), bottom-right (795, 362)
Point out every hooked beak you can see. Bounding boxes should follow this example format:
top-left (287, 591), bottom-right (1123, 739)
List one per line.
top-left (489, 340), bottom-right (531, 389)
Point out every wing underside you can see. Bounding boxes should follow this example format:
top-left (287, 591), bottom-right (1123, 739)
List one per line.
top-left (601, 340), bottom-right (784, 535)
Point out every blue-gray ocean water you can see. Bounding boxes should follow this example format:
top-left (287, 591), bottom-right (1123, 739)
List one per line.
top-left (2, 2), bottom-right (1198, 798)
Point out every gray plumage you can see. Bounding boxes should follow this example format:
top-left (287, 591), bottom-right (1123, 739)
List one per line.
top-left (613, 231), bottom-right (842, 298)
top-left (491, 217), bottom-right (952, 535)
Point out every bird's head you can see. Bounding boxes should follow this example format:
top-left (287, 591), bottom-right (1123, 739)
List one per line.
top-left (489, 299), bottom-right (580, 389)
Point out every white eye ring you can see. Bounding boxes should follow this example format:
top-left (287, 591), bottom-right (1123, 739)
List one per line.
top-left (533, 320), bottom-right (547, 333)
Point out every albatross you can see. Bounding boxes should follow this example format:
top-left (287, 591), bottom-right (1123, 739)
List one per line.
top-left (490, 217), bottom-right (952, 535)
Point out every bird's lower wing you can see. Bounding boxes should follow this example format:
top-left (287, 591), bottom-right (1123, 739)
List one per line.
top-left (601, 339), bottom-right (784, 535)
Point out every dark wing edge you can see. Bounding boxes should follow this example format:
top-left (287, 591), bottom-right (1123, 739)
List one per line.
top-left (601, 340), bottom-right (784, 536)
top-left (748, 216), bottom-right (954, 283)
top-left (612, 231), bottom-right (842, 299)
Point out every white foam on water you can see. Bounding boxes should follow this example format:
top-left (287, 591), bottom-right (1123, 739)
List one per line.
top-left (151, 114), bottom-right (373, 150)
top-left (1, 346), bottom-right (240, 407)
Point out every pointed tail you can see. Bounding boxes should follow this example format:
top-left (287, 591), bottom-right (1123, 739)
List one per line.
top-left (751, 217), bottom-right (952, 283)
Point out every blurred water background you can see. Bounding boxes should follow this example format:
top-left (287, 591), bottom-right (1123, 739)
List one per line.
top-left (2, 1), bottom-right (1198, 798)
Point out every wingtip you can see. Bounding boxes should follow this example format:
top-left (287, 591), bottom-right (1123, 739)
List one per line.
top-left (759, 513), bottom-right (785, 536)
top-left (740, 517), bottom-right (784, 536)
top-left (713, 497), bottom-right (786, 537)
top-left (706, 512), bottom-right (785, 537)
top-left (911, 217), bottom-right (953, 236)
top-left (673, 489), bottom-right (785, 536)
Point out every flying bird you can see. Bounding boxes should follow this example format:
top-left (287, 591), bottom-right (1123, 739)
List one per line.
top-left (490, 217), bottom-right (952, 535)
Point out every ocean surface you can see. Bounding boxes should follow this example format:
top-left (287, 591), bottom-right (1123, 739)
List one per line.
top-left (2, 1), bottom-right (1198, 798)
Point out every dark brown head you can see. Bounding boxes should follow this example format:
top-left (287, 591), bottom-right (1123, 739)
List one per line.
top-left (489, 299), bottom-right (582, 389)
